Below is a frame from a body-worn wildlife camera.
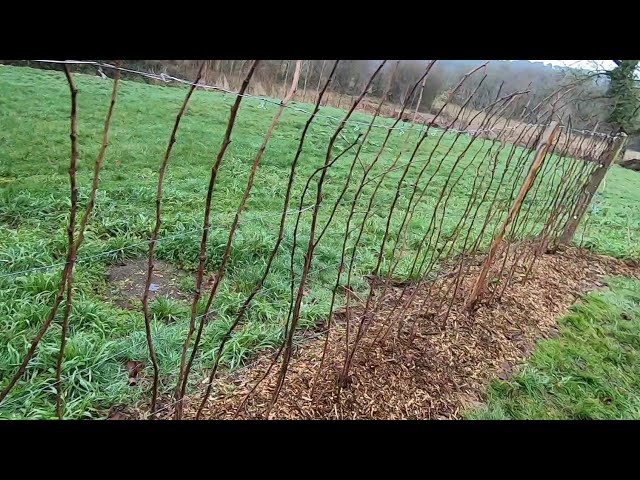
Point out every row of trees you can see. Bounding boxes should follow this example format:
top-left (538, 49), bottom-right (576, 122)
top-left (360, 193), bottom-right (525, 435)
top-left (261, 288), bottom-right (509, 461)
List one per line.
top-left (129, 59), bottom-right (638, 139)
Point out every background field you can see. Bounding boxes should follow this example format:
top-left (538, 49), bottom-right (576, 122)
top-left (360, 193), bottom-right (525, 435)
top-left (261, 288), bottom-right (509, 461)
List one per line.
top-left (1, 65), bottom-right (638, 419)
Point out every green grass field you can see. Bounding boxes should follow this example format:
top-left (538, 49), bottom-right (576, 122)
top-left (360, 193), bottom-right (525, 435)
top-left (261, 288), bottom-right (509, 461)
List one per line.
top-left (467, 277), bottom-right (640, 420)
top-left (1, 65), bottom-right (639, 419)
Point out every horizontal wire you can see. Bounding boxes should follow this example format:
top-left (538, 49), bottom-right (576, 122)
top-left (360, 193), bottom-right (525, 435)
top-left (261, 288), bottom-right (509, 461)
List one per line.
top-left (0, 258), bottom-right (346, 411)
top-left (0, 204), bottom-right (318, 279)
top-left (27, 60), bottom-right (623, 139)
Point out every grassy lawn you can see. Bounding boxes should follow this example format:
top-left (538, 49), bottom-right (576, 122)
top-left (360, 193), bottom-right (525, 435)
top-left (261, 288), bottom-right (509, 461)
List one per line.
top-left (467, 277), bottom-right (640, 420)
top-left (1, 65), bottom-right (639, 419)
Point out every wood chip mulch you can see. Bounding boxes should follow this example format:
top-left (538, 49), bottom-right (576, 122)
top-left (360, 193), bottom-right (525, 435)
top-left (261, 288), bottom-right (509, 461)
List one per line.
top-left (167, 247), bottom-right (640, 420)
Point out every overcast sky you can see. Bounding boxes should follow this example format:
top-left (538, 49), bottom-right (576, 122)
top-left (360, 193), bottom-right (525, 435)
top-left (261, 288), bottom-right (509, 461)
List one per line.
top-left (529, 60), bottom-right (617, 71)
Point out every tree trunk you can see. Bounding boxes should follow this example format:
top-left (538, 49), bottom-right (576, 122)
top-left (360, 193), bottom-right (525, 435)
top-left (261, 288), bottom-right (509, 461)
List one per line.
top-left (316, 60), bottom-right (327, 103)
top-left (302, 60), bottom-right (310, 103)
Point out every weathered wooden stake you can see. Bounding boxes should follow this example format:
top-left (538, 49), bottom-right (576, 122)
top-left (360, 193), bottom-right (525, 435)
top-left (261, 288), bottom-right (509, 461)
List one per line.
top-left (558, 133), bottom-right (627, 246)
top-left (466, 121), bottom-right (560, 311)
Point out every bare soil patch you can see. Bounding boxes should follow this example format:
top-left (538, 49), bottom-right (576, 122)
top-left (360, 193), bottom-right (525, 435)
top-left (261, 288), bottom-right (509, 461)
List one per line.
top-left (171, 248), bottom-right (639, 420)
top-left (105, 259), bottom-right (189, 310)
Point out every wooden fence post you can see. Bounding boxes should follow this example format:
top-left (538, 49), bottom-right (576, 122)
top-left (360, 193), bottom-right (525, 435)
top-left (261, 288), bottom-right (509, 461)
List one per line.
top-left (465, 121), bottom-right (560, 311)
top-left (558, 133), bottom-right (627, 246)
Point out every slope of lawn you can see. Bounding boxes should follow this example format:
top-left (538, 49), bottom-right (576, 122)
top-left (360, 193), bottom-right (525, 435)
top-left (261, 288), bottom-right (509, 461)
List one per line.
top-left (0, 64), bottom-right (638, 419)
top-left (467, 277), bottom-right (640, 420)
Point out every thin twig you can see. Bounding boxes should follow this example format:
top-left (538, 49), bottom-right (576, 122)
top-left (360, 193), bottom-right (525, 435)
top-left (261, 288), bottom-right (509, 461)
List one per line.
top-left (195, 61), bottom-right (303, 419)
top-left (175, 60), bottom-right (260, 420)
top-left (141, 62), bottom-right (205, 417)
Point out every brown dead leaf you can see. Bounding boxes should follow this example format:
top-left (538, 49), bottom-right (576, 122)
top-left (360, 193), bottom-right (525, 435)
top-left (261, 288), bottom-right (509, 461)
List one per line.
top-left (125, 360), bottom-right (144, 386)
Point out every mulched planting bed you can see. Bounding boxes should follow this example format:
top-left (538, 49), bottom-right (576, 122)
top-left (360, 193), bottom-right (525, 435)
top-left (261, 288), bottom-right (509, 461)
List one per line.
top-left (150, 247), bottom-right (640, 420)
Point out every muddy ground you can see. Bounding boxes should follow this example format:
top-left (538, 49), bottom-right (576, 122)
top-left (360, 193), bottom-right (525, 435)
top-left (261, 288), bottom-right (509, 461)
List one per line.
top-left (105, 259), bottom-right (189, 310)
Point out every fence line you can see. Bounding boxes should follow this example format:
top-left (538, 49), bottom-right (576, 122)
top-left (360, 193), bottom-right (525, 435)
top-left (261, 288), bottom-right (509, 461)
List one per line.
top-left (0, 204), bottom-right (319, 280)
top-left (0, 59), bottom-right (626, 419)
top-left (26, 60), bottom-right (623, 139)
top-left (0, 258), bottom-right (346, 413)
